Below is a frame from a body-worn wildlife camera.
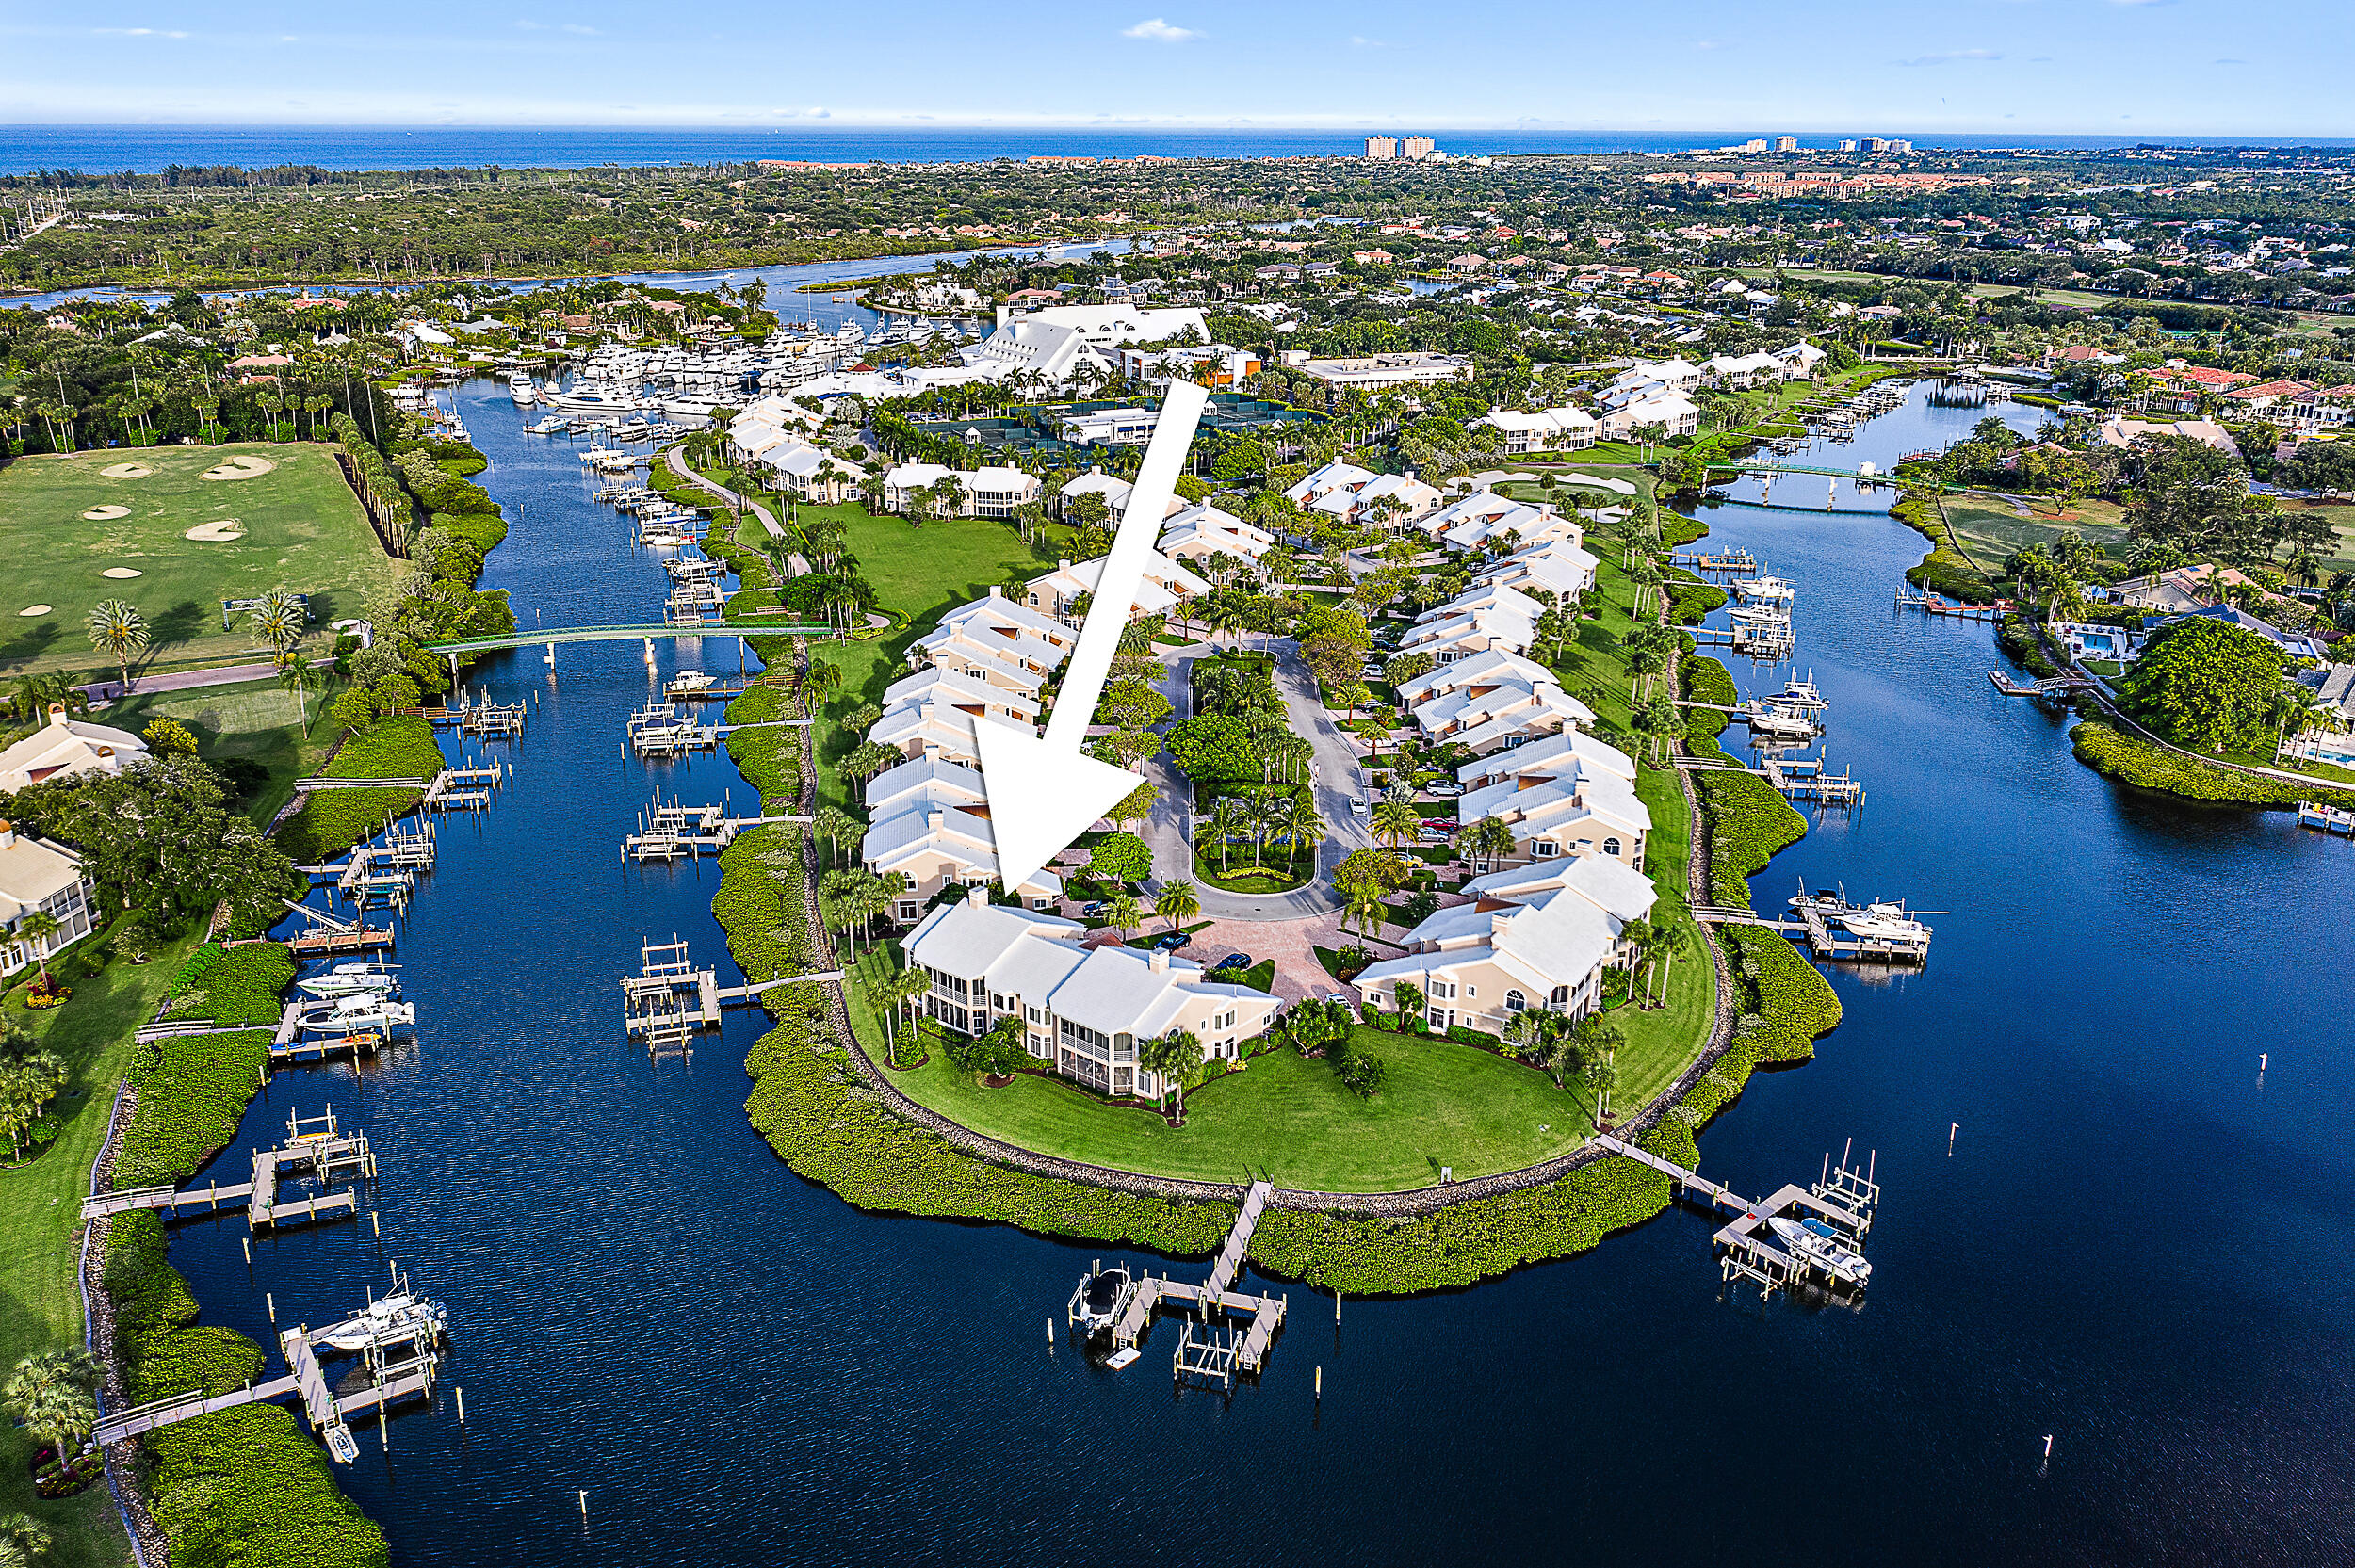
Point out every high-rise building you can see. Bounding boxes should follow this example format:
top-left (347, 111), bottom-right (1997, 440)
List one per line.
top-left (1838, 139), bottom-right (1859, 153)
top-left (1403, 136), bottom-right (1437, 160)
top-left (1364, 136), bottom-right (1397, 161)
top-left (1886, 138), bottom-right (1914, 154)
top-left (1860, 137), bottom-right (1891, 154)
top-left (1773, 135), bottom-right (1798, 153)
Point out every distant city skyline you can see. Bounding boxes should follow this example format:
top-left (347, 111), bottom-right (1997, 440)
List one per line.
top-left (0, 1), bottom-right (2338, 137)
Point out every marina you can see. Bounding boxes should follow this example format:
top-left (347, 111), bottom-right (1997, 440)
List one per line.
top-left (1592, 1136), bottom-right (1881, 1299)
top-left (1068, 1182), bottom-right (1290, 1389)
top-left (82, 1105), bottom-right (376, 1233)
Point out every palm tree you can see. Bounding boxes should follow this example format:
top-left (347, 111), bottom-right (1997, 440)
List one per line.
top-left (1343, 878), bottom-right (1389, 941)
top-left (11, 912), bottom-right (62, 993)
top-left (815, 806), bottom-right (861, 871)
top-left (18, 1382), bottom-right (96, 1465)
top-left (0, 1511), bottom-right (53, 1568)
top-left (1279, 793), bottom-right (1324, 877)
top-left (1207, 796), bottom-right (1248, 876)
top-left (875, 963), bottom-right (933, 1067)
top-left (803, 658), bottom-right (843, 707)
top-left (1372, 796), bottom-right (1421, 852)
top-left (1106, 893), bottom-right (1142, 943)
top-left (249, 588), bottom-right (308, 715)
top-left (1465, 816), bottom-right (1517, 875)
top-left (1138, 1028), bottom-right (1204, 1123)
top-left (1155, 881), bottom-right (1200, 934)
top-left (87, 600), bottom-right (147, 693)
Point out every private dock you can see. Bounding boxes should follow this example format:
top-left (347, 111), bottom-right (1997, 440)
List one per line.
top-left (619, 937), bottom-right (838, 1050)
top-left (1895, 586), bottom-right (2007, 622)
top-left (1762, 752), bottom-right (1863, 805)
top-left (275, 900), bottom-right (395, 958)
top-left (626, 702), bottom-right (813, 758)
top-left (2298, 800), bottom-right (2355, 835)
top-left (1667, 548), bottom-right (1759, 576)
top-left (1989, 671), bottom-right (2100, 698)
top-left (93, 1276), bottom-right (447, 1463)
top-left (1592, 1135), bottom-right (1881, 1298)
top-left (422, 762), bottom-right (507, 815)
top-left (621, 794), bottom-right (812, 861)
top-left (426, 691), bottom-right (528, 738)
top-left (1692, 615), bottom-right (1796, 659)
top-left (82, 1105), bottom-right (374, 1232)
top-left (1072, 1181), bottom-right (1290, 1389)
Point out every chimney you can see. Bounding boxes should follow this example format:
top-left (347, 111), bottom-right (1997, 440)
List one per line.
top-left (45, 703), bottom-right (67, 728)
top-left (0, 820), bottom-right (14, 849)
top-left (1057, 558), bottom-right (1069, 571)
top-left (1148, 947), bottom-right (1168, 974)
top-left (987, 584), bottom-right (1001, 598)
top-left (923, 742), bottom-right (940, 762)
top-left (926, 809), bottom-right (943, 832)
top-left (995, 304), bottom-right (1010, 331)
top-left (966, 883), bottom-right (989, 909)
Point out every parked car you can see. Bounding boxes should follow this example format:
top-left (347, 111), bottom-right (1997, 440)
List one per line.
top-left (1350, 800), bottom-right (1371, 818)
top-left (1212, 952), bottom-right (1251, 972)
top-left (1426, 784), bottom-right (1463, 799)
top-left (1080, 900), bottom-right (1109, 917)
top-left (1146, 930), bottom-right (1191, 952)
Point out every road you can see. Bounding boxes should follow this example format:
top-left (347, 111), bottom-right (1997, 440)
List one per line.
top-left (659, 444), bottom-right (785, 541)
top-left (1139, 636), bottom-right (1372, 921)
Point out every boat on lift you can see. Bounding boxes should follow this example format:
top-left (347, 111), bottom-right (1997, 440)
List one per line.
top-left (1068, 1264), bottom-right (1134, 1335)
top-left (1766, 672), bottom-right (1827, 712)
top-left (302, 994), bottom-right (415, 1032)
top-left (1789, 889), bottom-right (1933, 952)
top-left (296, 962), bottom-right (400, 1000)
top-left (528, 412), bottom-right (571, 436)
top-left (665, 670), bottom-right (720, 698)
top-left (1768, 1216), bottom-right (1872, 1285)
top-left (317, 1291), bottom-right (449, 1354)
top-left (1732, 574), bottom-right (1795, 606)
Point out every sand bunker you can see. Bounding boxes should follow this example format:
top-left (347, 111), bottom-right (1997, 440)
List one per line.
top-left (184, 520), bottom-right (247, 542)
top-left (18, 606), bottom-right (51, 618)
top-left (102, 567), bottom-right (143, 579)
top-left (101, 462), bottom-right (153, 479)
top-left (201, 454), bottom-right (276, 481)
top-left (81, 505), bottom-right (131, 521)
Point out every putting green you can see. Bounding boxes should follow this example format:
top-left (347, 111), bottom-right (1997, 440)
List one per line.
top-left (0, 444), bottom-right (400, 678)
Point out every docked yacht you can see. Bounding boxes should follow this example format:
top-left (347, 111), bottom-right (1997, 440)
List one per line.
top-left (296, 962), bottom-right (399, 1000)
top-left (1067, 1264), bottom-right (1134, 1336)
top-left (1732, 574), bottom-right (1795, 606)
top-left (317, 1290), bottom-right (449, 1354)
top-left (547, 385), bottom-right (647, 415)
top-left (1789, 890), bottom-right (1933, 951)
top-left (662, 396), bottom-right (723, 421)
top-left (528, 413), bottom-right (571, 436)
top-left (507, 373), bottom-right (538, 407)
top-left (302, 994), bottom-right (415, 1032)
top-left (1766, 673), bottom-right (1827, 713)
top-left (1767, 1216), bottom-right (1872, 1285)
top-left (665, 670), bottom-right (720, 698)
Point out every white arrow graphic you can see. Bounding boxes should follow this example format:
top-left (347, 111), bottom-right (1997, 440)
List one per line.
top-left (978, 380), bottom-right (1209, 893)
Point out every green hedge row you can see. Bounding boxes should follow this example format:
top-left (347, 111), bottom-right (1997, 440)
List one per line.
top-left (161, 942), bottom-right (294, 1026)
top-left (1681, 655), bottom-right (1738, 758)
top-left (1248, 1156), bottom-right (1671, 1293)
top-left (1665, 571), bottom-right (1729, 627)
top-left (1692, 769), bottom-right (1808, 907)
top-left (723, 685), bottom-right (803, 806)
top-left (116, 1028), bottom-right (271, 1189)
top-left (326, 715), bottom-right (445, 781)
top-left (273, 786), bottom-right (423, 865)
top-left (713, 827), bottom-right (818, 981)
top-left (2071, 720), bottom-right (2355, 810)
top-left (107, 1213), bottom-right (387, 1568)
top-left (740, 995), bottom-right (1238, 1253)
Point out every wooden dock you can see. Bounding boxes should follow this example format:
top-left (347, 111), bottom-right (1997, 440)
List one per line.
top-left (1592, 1135), bottom-right (1881, 1298)
top-left (1989, 671), bottom-right (2098, 697)
top-left (1083, 1181), bottom-right (1289, 1389)
top-left (422, 763), bottom-right (507, 814)
top-left (620, 936), bottom-right (838, 1049)
top-left (81, 1106), bottom-right (374, 1231)
top-left (1896, 586), bottom-right (2007, 622)
top-left (1761, 752), bottom-right (1863, 805)
top-left (2298, 800), bottom-right (2355, 835)
top-left (1667, 548), bottom-right (1759, 576)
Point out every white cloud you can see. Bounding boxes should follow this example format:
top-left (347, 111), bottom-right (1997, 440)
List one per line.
top-left (1349, 35), bottom-right (1382, 47)
top-left (1121, 18), bottom-right (1195, 42)
top-left (561, 23), bottom-right (597, 34)
top-left (94, 25), bottom-right (187, 37)
top-left (1897, 48), bottom-right (2002, 66)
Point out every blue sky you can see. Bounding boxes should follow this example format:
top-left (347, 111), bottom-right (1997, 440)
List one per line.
top-left (0, 1), bottom-right (2340, 137)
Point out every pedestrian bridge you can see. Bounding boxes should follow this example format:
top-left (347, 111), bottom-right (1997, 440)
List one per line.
top-left (422, 622), bottom-right (833, 656)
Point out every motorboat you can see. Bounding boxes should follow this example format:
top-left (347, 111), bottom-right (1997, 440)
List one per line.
top-left (1766, 673), bottom-right (1827, 712)
top-left (296, 962), bottom-right (399, 1000)
top-left (665, 670), bottom-right (719, 698)
top-left (1744, 705), bottom-right (1821, 743)
top-left (1068, 1265), bottom-right (1133, 1335)
top-left (317, 1291), bottom-right (449, 1354)
top-left (303, 995), bottom-right (415, 1032)
top-left (507, 374), bottom-right (538, 406)
top-left (1789, 890), bottom-right (1933, 952)
top-left (547, 386), bottom-right (646, 414)
top-left (1732, 574), bottom-right (1795, 606)
top-left (663, 396), bottom-right (723, 420)
top-left (1768, 1216), bottom-right (1872, 1285)
top-left (528, 413), bottom-right (571, 436)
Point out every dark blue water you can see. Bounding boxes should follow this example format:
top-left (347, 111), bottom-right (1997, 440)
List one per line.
top-left (153, 380), bottom-right (2355, 1565)
top-left (10, 126), bottom-right (2345, 176)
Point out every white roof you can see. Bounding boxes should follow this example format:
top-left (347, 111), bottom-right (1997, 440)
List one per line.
top-left (0, 708), bottom-right (148, 792)
top-left (0, 830), bottom-right (83, 918)
top-left (1456, 727), bottom-right (1637, 786)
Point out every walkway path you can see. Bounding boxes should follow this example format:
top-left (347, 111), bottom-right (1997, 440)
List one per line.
top-left (659, 445), bottom-right (785, 541)
top-left (1138, 636), bottom-right (1372, 921)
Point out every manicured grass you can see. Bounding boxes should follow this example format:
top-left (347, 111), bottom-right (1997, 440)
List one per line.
top-left (0, 928), bottom-right (206, 1568)
top-left (0, 444), bottom-right (400, 679)
top-left (88, 675), bottom-right (336, 826)
top-left (845, 948), bottom-right (1587, 1191)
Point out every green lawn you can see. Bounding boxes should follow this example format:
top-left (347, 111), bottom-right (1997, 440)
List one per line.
top-left (843, 947), bottom-right (1589, 1190)
top-left (84, 675), bottom-right (335, 826)
top-left (0, 443), bottom-right (401, 680)
top-left (0, 929), bottom-right (204, 1568)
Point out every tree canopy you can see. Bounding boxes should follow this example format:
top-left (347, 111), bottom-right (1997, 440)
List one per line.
top-left (2118, 614), bottom-right (2289, 753)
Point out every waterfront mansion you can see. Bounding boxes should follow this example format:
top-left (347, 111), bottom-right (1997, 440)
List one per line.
top-left (901, 889), bottom-right (1282, 1098)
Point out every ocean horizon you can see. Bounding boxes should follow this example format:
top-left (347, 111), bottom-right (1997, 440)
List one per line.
top-left (5, 123), bottom-right (2350, 176)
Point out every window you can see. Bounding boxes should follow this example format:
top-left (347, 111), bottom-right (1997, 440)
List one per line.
top-left (1551, 984), bottom-right (1570, 1008)
top-left (1429, 980), bottom-right (1456, 999)
top-left (1534, 841), bottom-right (1557, 857)
top-left (1504, 991), bottom-right (1525, 1012)
top-left (1602, 837), bottom-right (1622, 858)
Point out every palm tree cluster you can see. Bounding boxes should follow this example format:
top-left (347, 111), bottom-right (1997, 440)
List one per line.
top-left (819, 868), bottom-right (909, 959)
top-left (4, 1348), bottom-right (103, 1471)
top-left (0, 1026), bottom-right (66, 1161)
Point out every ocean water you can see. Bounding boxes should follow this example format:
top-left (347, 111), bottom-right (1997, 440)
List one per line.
top-left (5, 125), bottom-right (2348, 176)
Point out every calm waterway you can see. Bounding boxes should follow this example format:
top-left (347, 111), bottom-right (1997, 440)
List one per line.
top-left (152, 380), bottom-right (2355, 1565)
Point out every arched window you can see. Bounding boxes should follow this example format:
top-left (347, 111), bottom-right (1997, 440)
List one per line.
top-left (1504, 990), bottom-right (1526, 1013)
top-left (1602, 837), bottom-right (1622, 858)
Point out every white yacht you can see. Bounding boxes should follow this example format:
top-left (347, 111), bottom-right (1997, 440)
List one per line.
top-left (547, 386), bottom-right (646, 415)
top-left (1768, 1216), bottom-right (1872, 1285)
top-left (317, 1291), bottom-right (449, 1354)
top-left (1733, 574), bottom-right (1795, 606)
top-left (528, 413), bottom-right (571, 436)
top-left (663, 396), bottom-right (723, 421)
top-left (296, 962), bottom-right (399, 1000)
top-left (507, 373), bottom-right (538, 406)
top-left (665, 670), bottom-right (719, 698)
top-left (303, 995), bottom-right (415, 1032)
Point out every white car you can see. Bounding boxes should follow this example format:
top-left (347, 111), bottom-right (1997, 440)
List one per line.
top-left (1350, 800), bottom-right (1371, 818)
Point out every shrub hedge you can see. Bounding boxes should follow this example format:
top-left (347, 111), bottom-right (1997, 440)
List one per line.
top-left (273, 786), bottom-right (423, 865)
top-left (1665, 570), bottom-right (1729, 627)
top-left (1692, 770), bottom-right (1808, 907)
top-left (115, 1028), bottom-right (271, 1189)
top-left (325, 716), bottom-right (445, 781)
top-left (723, 685), bottom-right (803, 805)
top-left (108, 1214), bottom-right (387, 1568)
top-left (2071, 720), bottom-right (2355, 810)
top-left (161, 942), bottom-right (294, 1026)
top-left (1681, 655), bottom-right (1737, 758)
